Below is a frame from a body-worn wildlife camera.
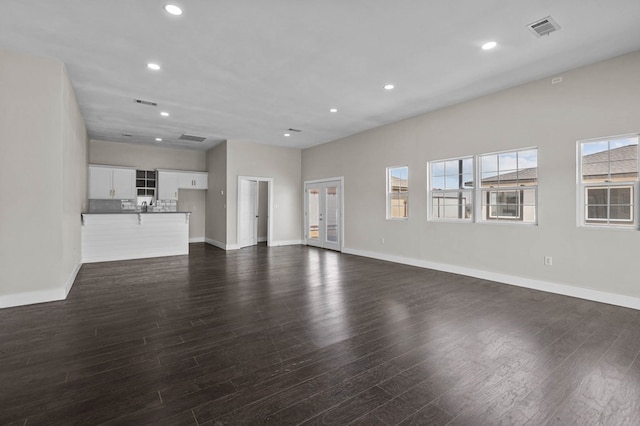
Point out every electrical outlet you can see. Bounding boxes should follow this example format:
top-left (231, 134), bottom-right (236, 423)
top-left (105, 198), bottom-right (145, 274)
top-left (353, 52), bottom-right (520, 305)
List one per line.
top-left (544, 256), bottom-right (553, 266)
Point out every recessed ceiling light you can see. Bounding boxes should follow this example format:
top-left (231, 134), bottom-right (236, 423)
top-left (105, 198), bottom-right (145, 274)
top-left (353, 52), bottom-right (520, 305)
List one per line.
top-left (155, 138), bottom-right (162, 142)
top-left (482, 41), bottom-right (497, 50)
top-left (329, 108), bottom-right (338, 113)
top-left (147, 63), bottom-right (161, 71)
top-left (164, 4), bottom-right (183, 15)
top-left (284, 133), bottom-right (291, 137)
top-left (384, 84), bottom-right (395, 90)
top-left (160, 112), bottom-right (170, 117)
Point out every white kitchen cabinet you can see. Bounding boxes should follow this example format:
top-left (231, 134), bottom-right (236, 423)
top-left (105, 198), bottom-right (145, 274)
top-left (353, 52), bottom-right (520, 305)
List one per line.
top-left (158, 170), bottom-right (208, 200)
top-left (158, 171), bottom-right (180, 200)
top-left (89, 165), bottom-right (136, 199)
top-left (178, 172), bottom-right (208, 190)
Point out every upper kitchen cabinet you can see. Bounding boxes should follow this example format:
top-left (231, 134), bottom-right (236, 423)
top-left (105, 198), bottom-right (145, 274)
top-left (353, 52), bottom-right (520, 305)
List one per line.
top-left (178, 171), bottom-right (208, 190)
top-left (158, 170), bottom-right (208, 200)
top-left (157, 170), bottom-right (180, 200)
top-left (89, 165), bottom-right (136, 199)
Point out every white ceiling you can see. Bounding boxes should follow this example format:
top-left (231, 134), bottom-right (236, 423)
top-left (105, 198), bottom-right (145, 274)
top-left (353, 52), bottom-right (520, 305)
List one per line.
top-left (1, 1), bottom-right (640, 151)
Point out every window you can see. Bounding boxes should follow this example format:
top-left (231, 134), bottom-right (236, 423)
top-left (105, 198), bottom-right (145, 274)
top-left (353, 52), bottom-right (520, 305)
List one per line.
top-left (479, 148), bottom-right (538, 223)
top-left (579, 136), bottom-right (639, 227)
top-left (136, 170), bottom-right (156, 206)
top-left (429, 157), bottom-right (473, 220)
top-left (387, 166), bottom-right (408, 219)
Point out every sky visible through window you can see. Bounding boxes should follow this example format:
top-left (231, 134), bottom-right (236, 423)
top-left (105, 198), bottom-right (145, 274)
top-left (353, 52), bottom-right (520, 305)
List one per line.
top-left (582, 137), bottom-right (638, 156)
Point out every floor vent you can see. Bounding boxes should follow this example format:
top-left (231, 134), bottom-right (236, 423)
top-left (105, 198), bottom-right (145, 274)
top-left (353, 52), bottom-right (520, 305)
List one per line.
top-left (527, 16), bottom-right (561, 38)
top-left (179, 134), bottom-right (207, 142)
top-left (288, 128), bottom-right (302, 133)
top-left (134, 99), bottom-right (158, 107)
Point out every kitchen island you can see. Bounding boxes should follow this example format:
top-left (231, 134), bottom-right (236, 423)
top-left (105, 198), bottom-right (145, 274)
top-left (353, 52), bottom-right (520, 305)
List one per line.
top-left (81, 212), bottom-right (190, 263)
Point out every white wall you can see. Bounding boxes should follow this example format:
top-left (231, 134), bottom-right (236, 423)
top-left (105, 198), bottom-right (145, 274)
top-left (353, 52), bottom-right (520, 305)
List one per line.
top-left (226, 140), bottom-right (302, 247)
top-left (205, 142), bottom-right (227, 246)
top-left (89, 139), bottom-right (207, 241)
top-left (303, 51), bottom-right (640, 303)
top-left (61, 66), bottom-right (89, 290)
top-left (0, 47), bottom-right (87, 307)
top-left (90, 139), bottom-right (206, 171)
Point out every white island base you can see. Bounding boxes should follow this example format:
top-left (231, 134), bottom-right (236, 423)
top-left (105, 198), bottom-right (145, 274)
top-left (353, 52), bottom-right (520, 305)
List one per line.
top-left (81, 212), bottom-right (190, 263)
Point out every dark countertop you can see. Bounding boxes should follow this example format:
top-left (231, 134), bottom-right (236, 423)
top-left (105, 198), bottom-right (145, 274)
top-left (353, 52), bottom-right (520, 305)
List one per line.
top-left (82, 211), bottom-right (191, 215)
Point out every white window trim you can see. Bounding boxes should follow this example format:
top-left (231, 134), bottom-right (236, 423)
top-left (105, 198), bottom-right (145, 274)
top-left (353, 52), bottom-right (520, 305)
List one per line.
top-left (584, 185), bottom-right (634, 223)
top-left (427, 156), bottom-right (474, 222)
top-left (476, 147), bottom-right (538, 225)
top-left (386, 165), bottom-right (409, 220)
top-left (577, 134), bottom-right (640, 229)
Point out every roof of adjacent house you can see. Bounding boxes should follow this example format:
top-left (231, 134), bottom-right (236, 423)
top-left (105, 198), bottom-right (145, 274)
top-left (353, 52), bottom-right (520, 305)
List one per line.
top-left (481, 144), bottom-right (638, 184)
top-left (581, 144), bottom-right (638, 178)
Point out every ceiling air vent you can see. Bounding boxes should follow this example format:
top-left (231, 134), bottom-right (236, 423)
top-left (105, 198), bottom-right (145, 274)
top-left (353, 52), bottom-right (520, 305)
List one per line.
top-left (527, 16), bottom-right (561, 38)
top-left (179, 134), bottom-right (207, 143)
top-left (134, 99), bottom-right (157, 107)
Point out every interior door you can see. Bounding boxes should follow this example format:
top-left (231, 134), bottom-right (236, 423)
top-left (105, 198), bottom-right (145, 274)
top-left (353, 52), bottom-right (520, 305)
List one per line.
top-left (305, 180), bottom-right (341, 251)
top-left (239, 179), bottom-right (258, 248)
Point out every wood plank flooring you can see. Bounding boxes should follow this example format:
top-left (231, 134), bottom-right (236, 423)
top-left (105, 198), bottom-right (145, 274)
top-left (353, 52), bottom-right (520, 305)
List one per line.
top-left (1, 243), bottom-right (640, 425)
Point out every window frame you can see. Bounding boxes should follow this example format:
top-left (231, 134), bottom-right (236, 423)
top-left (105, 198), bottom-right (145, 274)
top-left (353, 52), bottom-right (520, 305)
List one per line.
top-left (487, 189), bottom-right (521, 220)
top-left (577, 135), bottom-right (639, 229)
top-left (427, 156), bottom-right (474, 222)
top-left (386, 165), bottom-right (409, 220)
top-left (477, 147), bottom-right (538, 225)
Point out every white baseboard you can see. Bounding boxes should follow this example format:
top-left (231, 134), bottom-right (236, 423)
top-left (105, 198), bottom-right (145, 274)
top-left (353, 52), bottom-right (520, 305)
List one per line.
top-left (343, 247), bottom-right (640, 311)
top-left (189, 237), bottom-right (205, 243)
top-left (64, 262), bottom-right (82, 297)
top-left (205, 238), bottom-right (230, 250)
top-left (269, 240), bottom-right (304, 247)
top-left (0, 262), bottom-right (82, 309)
top-left (205, 238), bottom-right (302, 250)
top-left (0, 288), bottom-right (67, 309)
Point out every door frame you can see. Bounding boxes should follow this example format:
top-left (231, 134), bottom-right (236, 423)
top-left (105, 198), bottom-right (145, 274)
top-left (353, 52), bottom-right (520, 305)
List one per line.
top-left (237, 176), bottom-right (273, 247)
top-left (304, 177), bottom-right (344, 251)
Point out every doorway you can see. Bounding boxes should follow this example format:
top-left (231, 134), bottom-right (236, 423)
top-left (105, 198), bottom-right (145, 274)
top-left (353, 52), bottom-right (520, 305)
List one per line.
top-left (305, 178), bottom-right (343, 251)
top-left (238, 176), bottom-right (272, 248)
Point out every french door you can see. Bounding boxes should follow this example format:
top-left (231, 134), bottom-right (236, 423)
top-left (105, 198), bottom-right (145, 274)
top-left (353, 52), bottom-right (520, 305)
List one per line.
top-left (305, 179), bottom-right (342, 251)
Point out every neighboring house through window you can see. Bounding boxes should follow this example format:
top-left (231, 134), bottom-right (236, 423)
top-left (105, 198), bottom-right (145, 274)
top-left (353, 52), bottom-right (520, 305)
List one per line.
top-left (579, 135), bottom-right (639, 227)
top-left (479, 148), bottom-right (538, 223)
top-left (387, 166), bottom-right (408, 219)
top-left (429, 157), bottom-right (473, 221)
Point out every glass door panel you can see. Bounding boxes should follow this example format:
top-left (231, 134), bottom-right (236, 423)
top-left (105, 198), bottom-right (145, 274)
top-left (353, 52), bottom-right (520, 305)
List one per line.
top-left (305, 180), bottom-right (341, 251)
top-left (325, 186), bottom-right (338, 244)
top-left (308, 188), bottom-right (320, 243)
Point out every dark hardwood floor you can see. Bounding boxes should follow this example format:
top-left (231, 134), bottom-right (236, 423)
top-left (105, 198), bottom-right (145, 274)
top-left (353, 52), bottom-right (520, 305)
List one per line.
top-left (1, 243), bottom-right (639, 425)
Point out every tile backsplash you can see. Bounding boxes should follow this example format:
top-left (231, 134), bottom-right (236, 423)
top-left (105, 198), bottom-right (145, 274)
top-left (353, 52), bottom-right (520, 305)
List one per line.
top-left (88, 199), bottom-right (177, 212)
top-left (153, 200), bottom-right (177, 212)
top-left (88, 199), bottom-right (135, 212)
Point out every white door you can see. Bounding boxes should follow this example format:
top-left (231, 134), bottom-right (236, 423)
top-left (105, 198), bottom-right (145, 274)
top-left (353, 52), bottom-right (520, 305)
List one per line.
top-left (239, 179), bottom-right (258, 248)
top-left (305, 180), bottom-right (342, 251)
